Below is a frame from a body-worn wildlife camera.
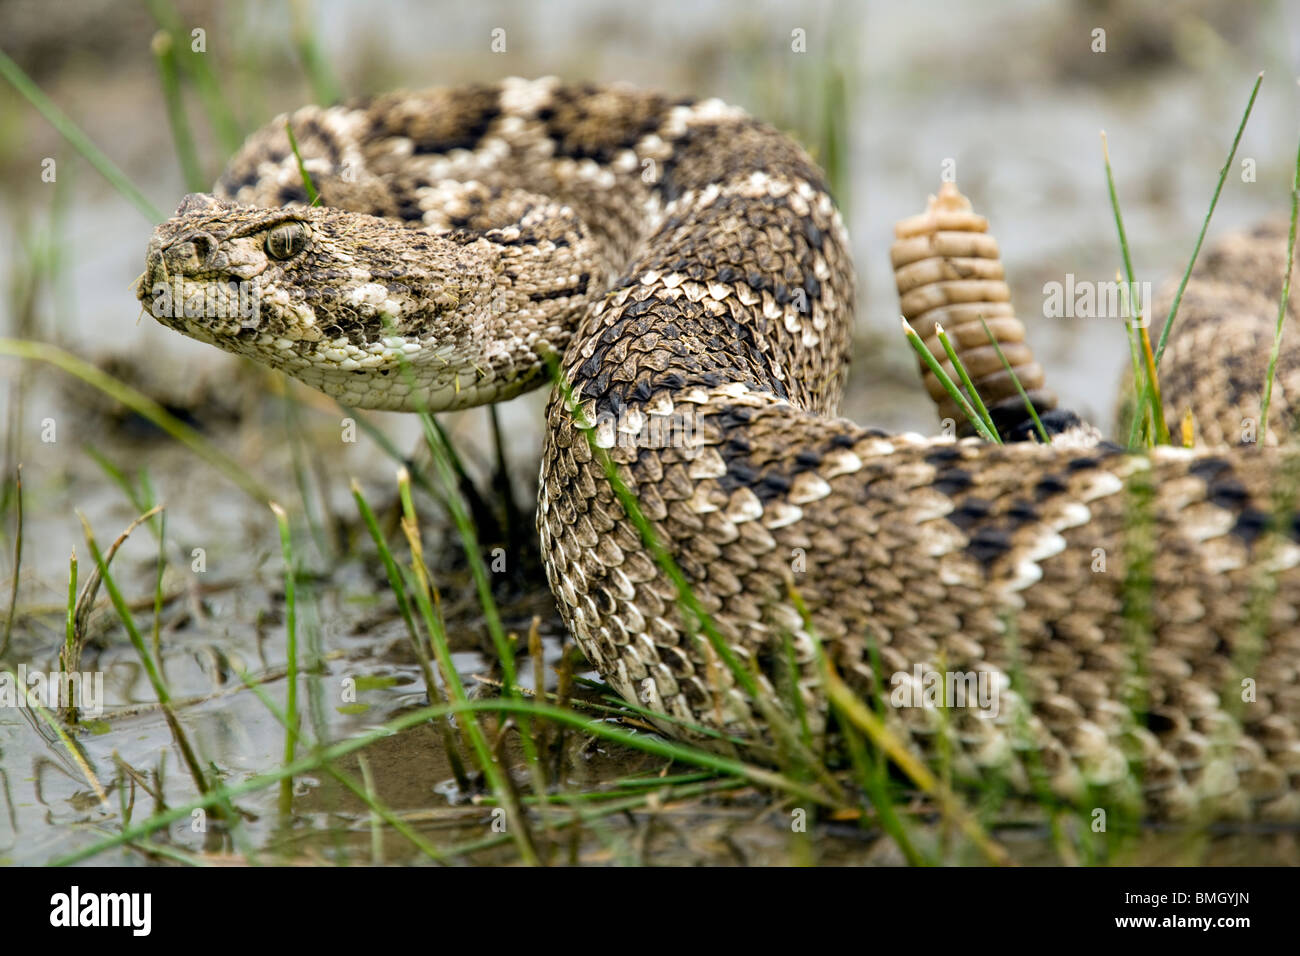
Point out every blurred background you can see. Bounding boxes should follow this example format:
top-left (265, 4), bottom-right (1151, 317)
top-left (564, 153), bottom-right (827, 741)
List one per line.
top-left (2, 0), bottom-right (1300, 863)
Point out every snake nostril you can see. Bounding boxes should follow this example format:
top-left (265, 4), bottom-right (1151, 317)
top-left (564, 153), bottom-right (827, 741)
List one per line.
top-left (188, 232), bottom-right (217, 263)
top-left (162, 231), bottom-right (220, 273)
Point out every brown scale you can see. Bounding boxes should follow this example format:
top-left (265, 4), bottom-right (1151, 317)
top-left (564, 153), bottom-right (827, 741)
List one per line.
top-left (892, 182), bottom-right (1057, 434)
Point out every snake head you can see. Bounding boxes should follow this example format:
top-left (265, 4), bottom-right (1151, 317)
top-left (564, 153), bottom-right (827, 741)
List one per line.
top-left (136, 192), bottom-right (517, 410)
top-left (137, 193), bottom-right (331, 346)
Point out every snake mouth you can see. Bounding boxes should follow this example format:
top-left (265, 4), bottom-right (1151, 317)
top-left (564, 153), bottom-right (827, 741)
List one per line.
top-left (138, 260), bottom-right (263, 338)
top-left (138, 244), bottom-right (167, 303)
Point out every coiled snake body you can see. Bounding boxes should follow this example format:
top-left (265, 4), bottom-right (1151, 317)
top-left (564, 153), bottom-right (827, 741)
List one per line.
top-left (138, 78), bottom-right (1300, 820)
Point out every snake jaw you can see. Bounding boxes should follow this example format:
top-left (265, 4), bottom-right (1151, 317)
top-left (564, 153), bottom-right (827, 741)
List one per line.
top-left (137, 192), bottom-right (552, 411)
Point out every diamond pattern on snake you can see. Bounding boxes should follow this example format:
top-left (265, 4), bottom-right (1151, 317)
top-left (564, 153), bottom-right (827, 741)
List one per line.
top-left (137, 78), bottom-right (1300, 821)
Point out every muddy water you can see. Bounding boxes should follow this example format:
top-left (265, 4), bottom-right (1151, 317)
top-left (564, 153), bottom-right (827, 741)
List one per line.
top-left (3, 0), bottom-right (1300, 864)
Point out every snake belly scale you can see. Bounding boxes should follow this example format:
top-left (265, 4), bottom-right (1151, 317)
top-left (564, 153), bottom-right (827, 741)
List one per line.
top-left (138, 77), bottom-right (1300, 820)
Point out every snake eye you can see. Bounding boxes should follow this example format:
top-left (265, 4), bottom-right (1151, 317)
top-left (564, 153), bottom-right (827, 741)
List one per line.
top-left (265, 222), bottom-right (307, 260)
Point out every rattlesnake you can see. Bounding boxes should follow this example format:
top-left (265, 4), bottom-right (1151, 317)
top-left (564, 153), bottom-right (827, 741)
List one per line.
top-left (136, 78), bottom-right (1300, 820)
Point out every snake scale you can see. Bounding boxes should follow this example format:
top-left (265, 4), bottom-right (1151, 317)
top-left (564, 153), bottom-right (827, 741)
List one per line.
top-left (137, 78), bottom-right (1300, 821)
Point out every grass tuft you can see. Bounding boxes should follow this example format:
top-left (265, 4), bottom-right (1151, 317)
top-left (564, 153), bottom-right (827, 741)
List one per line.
top-left (351, 478), bottom-right (471, 791)
top-left (78, 507), bottom-right (215, 805)
top-left (901, 319), bottom-right (1001, 443)
top-left (934, 323), bottom-right (999, 439)
top-left (1100, 129), bottom-right (1163, 447)
top-left (1120, 74), bottom-right (1263, 447)
top-left (1259, 127), bottom-right (1300, 445)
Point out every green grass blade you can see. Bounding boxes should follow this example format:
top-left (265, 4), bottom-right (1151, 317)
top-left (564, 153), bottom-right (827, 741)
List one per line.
top-left (350, 478), bottom-right (471, 790)
top-left (394, 468), bottom-right (541, 864)
top-left (150, 30), bottom-right (206, 193)
top-left (0, 49), bottom-right (163, 221)
top-left (78, 508), bottom-right (212, 799)
top-left (1, 667), bottom-right (109, 807)
top-left (1259, 129), bottom-right (1300, 445)
top-left (901, 320), bottom-right (1001, 443)
top-left (976, 314), bottom-right (1051, 443)
top-left (1, 464), bottom-right (20, 658)
top-left (0, 339), bottom-right (272, 504)
top-left (1152, 73), bottom-right (1264, 371)
top-left (934, 322), bottom-right (998, 439)
top-left (63, 549), bottom-right (77, 677)
top-left (142, 0), bottom-right (244, 155)
top-left (52, 696), bottom-right (838, 866)
top-left (284, 121), bottom-right (321, 205)
top-left (269, 503), bottom-right (301, 816)
top-left (1128, 73), bottom-right (1263, 447)
top-left (1100, 130), bottom-right (1152, 443)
